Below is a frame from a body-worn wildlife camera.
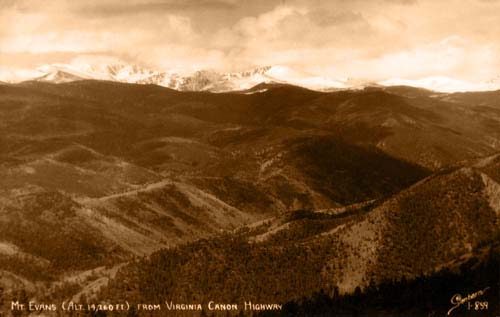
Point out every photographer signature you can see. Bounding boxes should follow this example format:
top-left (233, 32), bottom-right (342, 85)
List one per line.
top-left (447, 287), bottom-right (490, 316)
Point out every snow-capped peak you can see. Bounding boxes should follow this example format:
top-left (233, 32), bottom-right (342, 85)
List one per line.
top-left (20, 59), bottom-right (350, 92)
top-left (11, 58), bottom-right (498, 93)
top-left (35, 64), bottom-right (92, 83)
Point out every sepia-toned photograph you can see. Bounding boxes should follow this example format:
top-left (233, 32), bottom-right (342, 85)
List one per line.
top-left (0, 0), bottom-right (499, 316)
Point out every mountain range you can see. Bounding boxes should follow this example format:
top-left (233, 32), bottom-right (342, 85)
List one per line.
top-left (21, 63), bottom-right (349, 92)
top-left (0, 79), bottom-right (498, 315)
top-left (4, 61), bottom-right (499, 93)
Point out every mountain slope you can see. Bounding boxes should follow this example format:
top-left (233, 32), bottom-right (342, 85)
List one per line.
top-left (99, 156), bottom-right (500, 308)
top-left (0, 80), bottom-right (499, 309)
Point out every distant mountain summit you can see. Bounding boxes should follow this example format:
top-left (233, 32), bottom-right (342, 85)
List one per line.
top-left (13, 60), bottom-right (500, 92)
top-left (33, 62), bottom-right (167, 85)
top-left (35, 68), bottom-right (87, 83)
top-left (27, 62), bottom-right (349, 92)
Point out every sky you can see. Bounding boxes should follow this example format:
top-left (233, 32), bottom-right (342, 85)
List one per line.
top-left (1, 0), bottom-right (500, 89)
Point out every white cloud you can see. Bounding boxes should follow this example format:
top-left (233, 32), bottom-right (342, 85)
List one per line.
top-left (1, 0), bottom-right (499, 89)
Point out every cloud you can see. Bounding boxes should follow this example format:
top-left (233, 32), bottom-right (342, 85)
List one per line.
top-left (383, 0), bottom-right (418, 5)
top-left (308, 9), bottom-right (365, 27)
top-left (363, 37), bottom-right (499, 80)
top-left (1, 0), bottom-right (499, 85)
top-left (74, 0), bottom-right (238, 17)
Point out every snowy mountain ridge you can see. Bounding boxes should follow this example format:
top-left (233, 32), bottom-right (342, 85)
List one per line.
top-left (29, 63), bottom-right (335, 92)
top-left (2, 61), bottom-right (499, 93)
